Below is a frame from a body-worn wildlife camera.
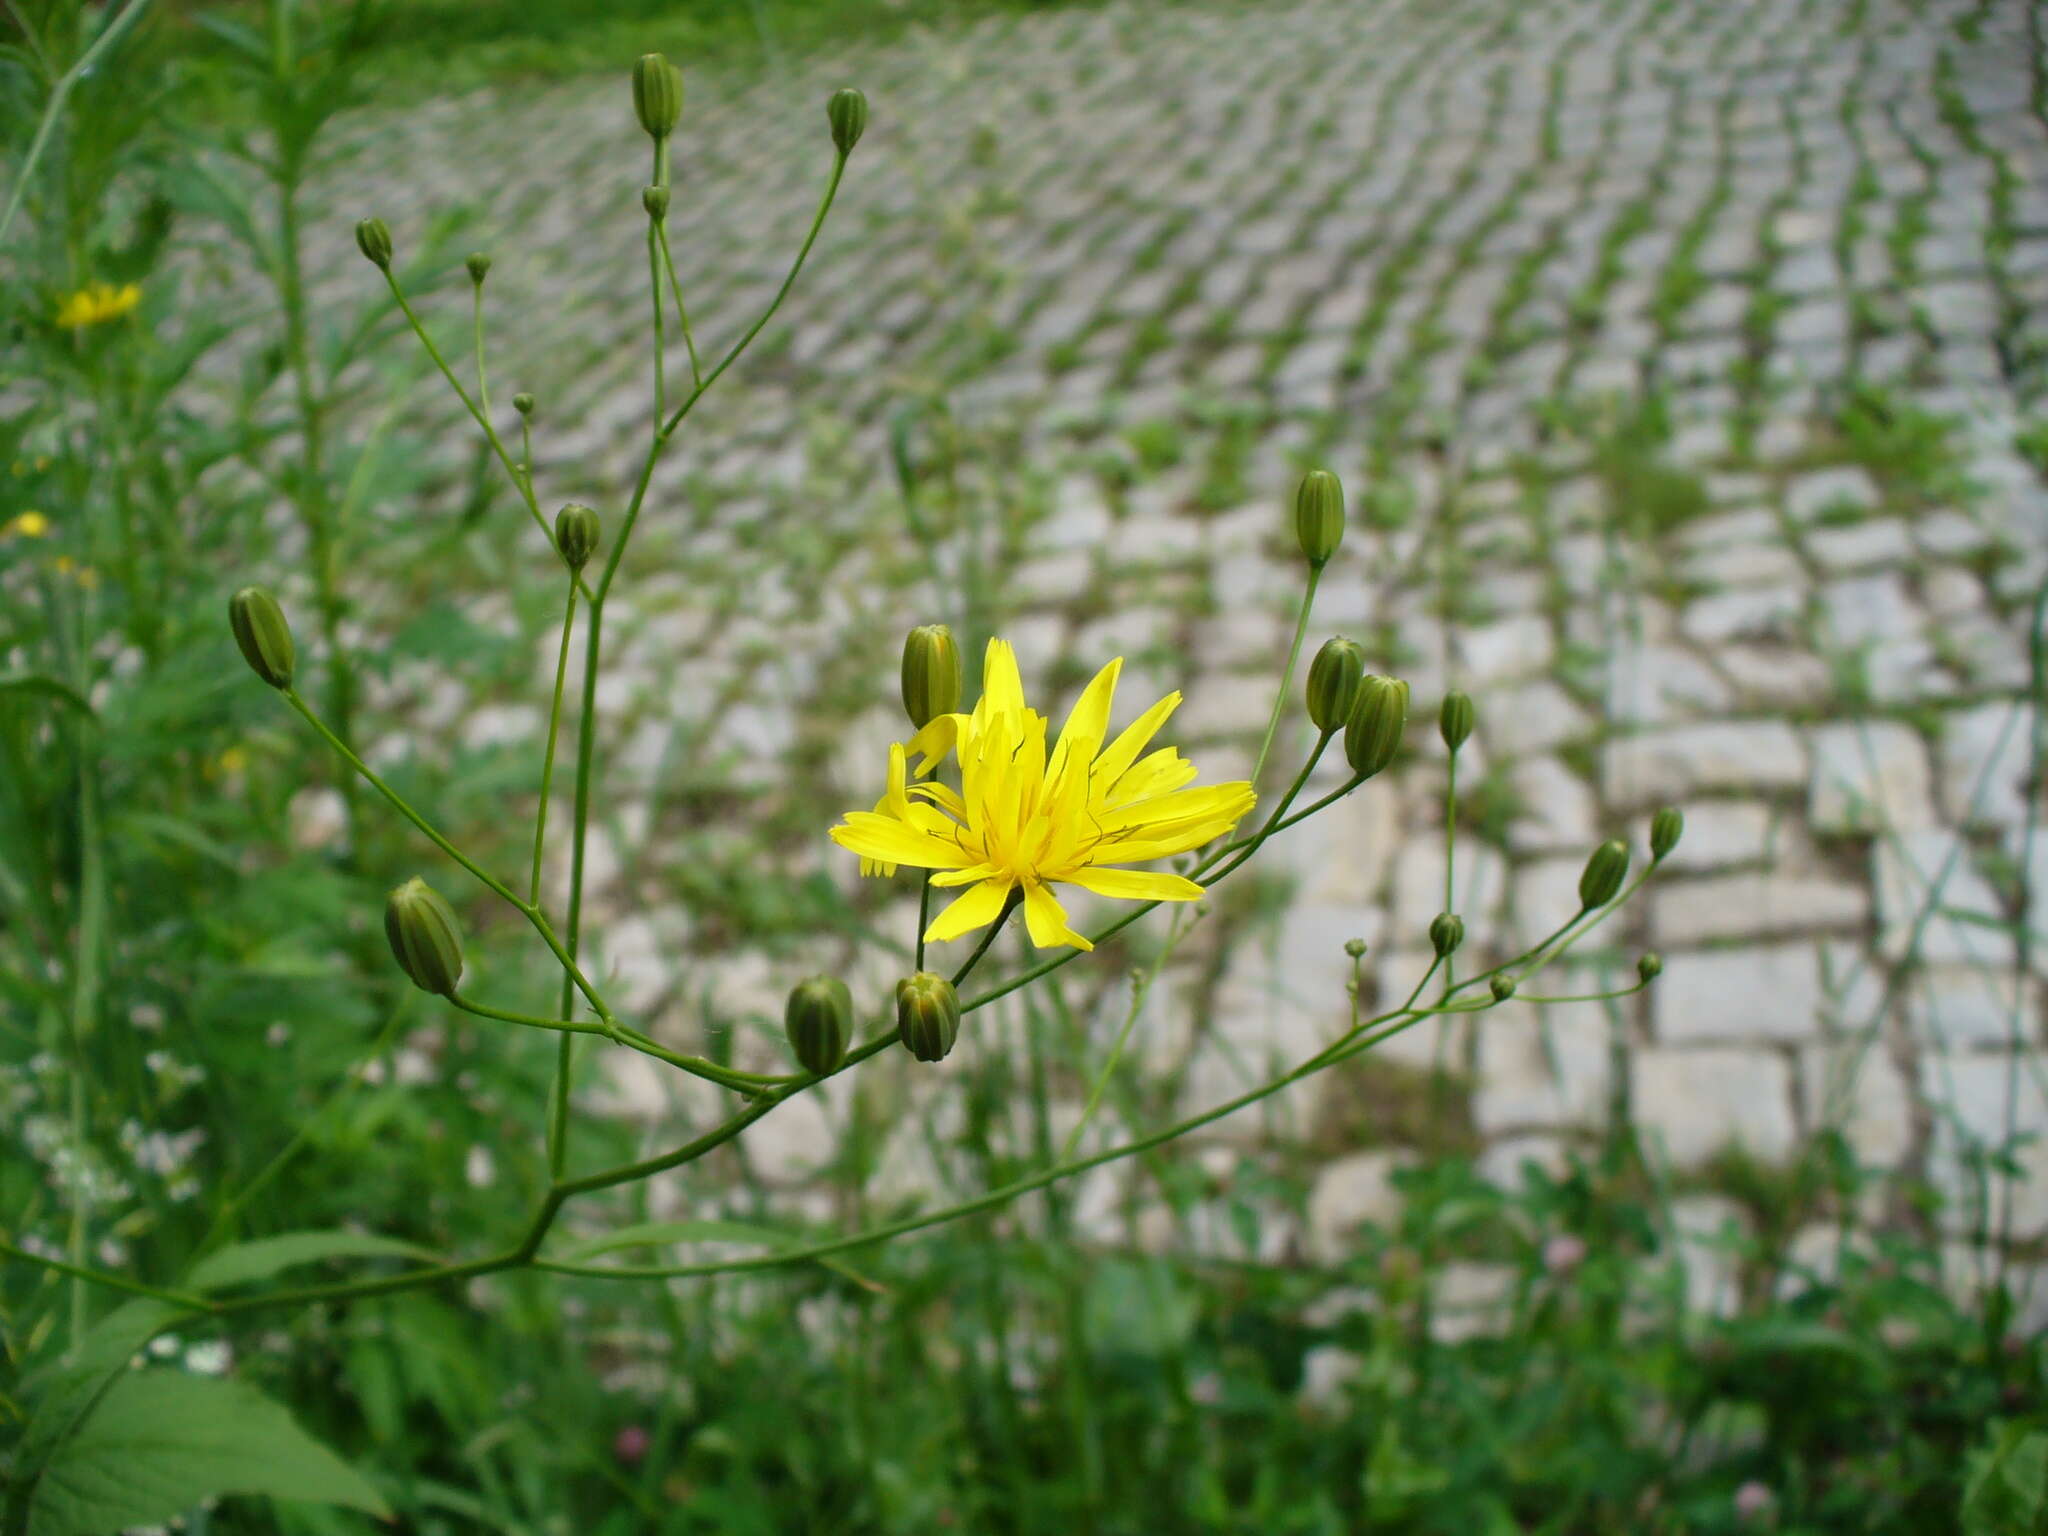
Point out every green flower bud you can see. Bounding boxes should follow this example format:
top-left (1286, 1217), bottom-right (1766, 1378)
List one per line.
top-left (1429, 912), bottom-right (1464, 957)
top-left (228, 586), bottom-right (295, 690)
top-left (1650, 807), bottom-right (1684, 862)
top-left (1344, 674), bottom-right (1409, 779)
top-left (1439, 690), bottom-right (1474, 753)
top-left (827, 87), bottom-right (869, 156)
top-left (642, 184), bottom-right (670, 222)
top-left (354, 217), bottom-right (393, 269)
top-left (1293, 468), bottom-right (1344, 569)
top-left (384, 877), bottom-right (464, 997)
top-left (632, 53), bottom-right (683, 140)
top-left (465, 251), bottom-right (491, 285)
top-left (1306, 637), bottom-right (1364, 734)
top-left (897, 971), bottom-right (961, 1063)
top-left (1578, 839), bottom-right (1630, 910)
top-left (1637, 952), bottom-right (1664, 984)
top-left (1343, 938), bottom-right (1367, 960)
top-left (554, 504), bottom-right (602, 572)
top-left (513, 392), bottom-right (536, 417)
top-left (1490, 973), bottom-right (1517, 1002)
top-left (900, 624), bottom-right (962, 730)
top-left (785, 976), bottom-right (853, 1076)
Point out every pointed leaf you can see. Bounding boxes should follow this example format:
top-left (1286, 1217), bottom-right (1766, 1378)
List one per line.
top-left (188, 1230), bottom-right (440, 1291)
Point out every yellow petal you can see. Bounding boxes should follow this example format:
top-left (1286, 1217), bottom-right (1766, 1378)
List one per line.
top-left (1022, 880), bottom-right (1094, 951)
top-left (1091, 691), bottom-right (1181, 788)
top-left (831, 813), bottom-right (971, 870)
top-left (1064, 867), bottom-right (1206, 902)
top-left (1098, 781), bottom-right (1256, 835)
top-left (979, 638), bottom-right (1025, 720)
top-left (925, 878), bottom-right (1014, 943)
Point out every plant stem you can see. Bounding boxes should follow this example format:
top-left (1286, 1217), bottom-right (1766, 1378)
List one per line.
top-left (0, 0), bottom-right (152, 247)
top-left (1251, 565), bottom-right (1321, 786)
top-left (529, 580), bottom-right (577, 906)
top-left (950, 893), bottom-right (1018, 986)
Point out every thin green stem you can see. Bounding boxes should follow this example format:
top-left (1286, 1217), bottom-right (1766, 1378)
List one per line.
top-left (0, 0), bottom-right (152, 247)
top-left (0, 1238), bottom-right (207, 1312)
top-left (646, 221), bottom-right (666, 426)
top-left (529, 581), bottom-right (578, 906)
top-left (916, 872), bottom-right (932, 971)
top-left (453, 994), bottom-right (791, 1097)
top-left (1059, 907), bottom-right (1196, 1162)
top-left (1207, 731), bottom-right (1332, 883)
top-left (1443, 746), bottom-right (1459, 993)
top-left (951, 894), bottom-right (1018, 987)
top-left (473, 279), bottom-right (491, 422)
top-left (1251, 565), bottom-right (1321, 786)
top-left (656, 221), bottom-right (705, 388)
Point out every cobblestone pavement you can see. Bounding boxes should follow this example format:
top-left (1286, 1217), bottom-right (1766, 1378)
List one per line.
top-left (305, 0), bottom-right (2048, 1292)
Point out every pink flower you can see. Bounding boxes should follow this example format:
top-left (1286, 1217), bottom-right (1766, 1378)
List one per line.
top-left (1734, 1481), bottom-right (1774, 1520)
top-left (614, 1425), bottom-right (651, 1465)
top-left (1542, 1233), bottom-right (1587, 1275)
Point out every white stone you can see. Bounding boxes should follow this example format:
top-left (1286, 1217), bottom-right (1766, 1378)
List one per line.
top-left (1478, 678), bottom-right (1594, 756)
top-left (1651, 874), bottom-right (1870, 946)
top-left (1670, 1195), bottom-right (1748, 1317)
top-left (1653, 945), bottom-right (1824, 1043)
top-left (1924, 1055), bottom-right (2048, 1239)
top-left (1785, 465), bottom-right (1881, 523)
top-left (1506, 755), bottom-right (1601, 854)
top-left (1631, 1048), bottom-right (1798, 1167)
top-left (1939, 701), bottom-right (2036, 827)
top-left (1657, 801), bottom-right (1773, 872)
top-left (1872, 831), bottom-right (2018, 967)
top-left (1808, 720), bottom-right (1938, 833)
top-left (1430, 1263), bottom-right (1516, 1342)
top-left (1391, 839), bottom-right (1510, 943)
top-left (1476, 1133), bottom-right (1574, 1189)
top-left (1461, 614), bottom-right (1555, 681)
top-left (1801, 1039), bottom-right (1914, 1168)
top-left (1306, 1149), bottom-right (1414, 1263)
top-left (1603, 720), bottom-right (1807, 807)
top-left (1680, 587), bottom-right (1804, 645)
top-left (1473, 1005), bottom-right (1612, 1134)
top-left (1906, 967), bottom-right (2042, 1048)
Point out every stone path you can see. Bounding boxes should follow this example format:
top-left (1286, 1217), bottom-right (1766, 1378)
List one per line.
top-left (304, 0), bottom-right (2048, 1275)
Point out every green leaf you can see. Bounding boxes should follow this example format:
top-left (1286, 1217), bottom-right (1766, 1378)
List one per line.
top-left (1963, 1419), bottom-right (2048, 1536)
top-left (28, 1370), bottom-right (390, 1535)
top-left (0, 676), bottom-right (95, 718)
top-left (558, 1220), bottom-right (883, 1292)
top-left (187, 1229), bottom-right (441, 1291)
top-left (16, 1302), bottom-right (189, 1473)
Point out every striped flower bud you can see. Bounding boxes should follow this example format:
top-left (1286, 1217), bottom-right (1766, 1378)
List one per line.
top-left (1637, 952), bottom-right (1664, 984)
top-left (554, 504), bottom-right (601, 572)
top-left (1344, 674), bottom-right (1408, 779)
top-left (900, 624), bottom-right (962, 730)
top-left (1293, 468), bottom-right (1344, 569)
top-left (384, 878), bottom-right (464, 997)
top-left (465, 252), bottom-right (491, 285)
top-left (1490, 973), bottom-right (1517, 1002)
top-left (354, 218), bottom-right (392, 269)
top-left (1578, 839), bottom-right (1630, 910)
top-left (228, 586), bottom-right (295, 690)
top-left (1439, 690), bottom-right (1474, 753)
top-left (1306, 637), bottom-right (1364, 734)
top-left (642, 184), bottom-right (670, 222)
top-left (1429, 912), bottom-right (1464, 957)
top-left (827, 87), bottom-right (869, 156)
top-left (632, 53), bottom-right (683, 140)
top-left (1650, 807), bottom-right (1684, 862)
top-left (896, 972), bottom-right (961, 1063)
top-left (785, 976), bottom-right (853, 1076)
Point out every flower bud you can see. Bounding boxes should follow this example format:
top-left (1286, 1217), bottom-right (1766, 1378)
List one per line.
top-left (1650, 807), bottom-right (1684, 862)
top-left (1343, 674), bottom-right (1408, 779)
top-left (827, 87), bottom-right (868, 156)
top-left (465, 252), bottom-right (491, 285)
top-left (896, 971), bottom-right (961, 1063)
top-left (1343, 938), bottom-right (1367, 959)
top-left (633, 53), bottom-right (683, 140)
top-left (1490, 974), bottom-right (1517, 1002)
top-left (1293, 468), bottom-right (1344, 569)
top-left (513, 392), bottom-right (535, 417)
top-left (228, 586), bottom-right (295, 690)
top-left (785, 976), bottom-right (853, 1075)
top-left (554, 504), bottom-right (601, 571)
top-left (1637, 952), bottom-right (1664, 984)
top-left (642, 184), bottom-right (670, 222)
top-left (1578, 839), bottom-right (1630, 910)
top-left (1429, 912), bottom-right (1464, 957)
top-left (1439, 690), bottom-right (1474, 753)
top-left (384, 877), bottom-right (464, 997)
top-left (900, 624), bottom-right (962, 730)
top-left (1306, 637), bottom-right (1364, 734)
top-left (354, 218), bottom-right (393, 269)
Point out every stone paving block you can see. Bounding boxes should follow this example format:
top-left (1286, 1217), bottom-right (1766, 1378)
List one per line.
top-left (1651, 873), bottom-right (1870, 947)
top-left (1654, 943), bottom-right (1826, 1043)
top-left (1873, 830), bottom-right (2019, 968)
top-left (1603, 720), bottom-right (1808, 807)
top-left (1924, 1054), bottom-right (2048, 1239)
top-left (1474, 1006), bottom-right (1613, 1135)
top-left (1784, 465), bottom-right (1882, 523)
top-left (1809, 719), bottom-right (1938, 834)
top-left (1633, 1049), bottom-right (1799, 1168)
top-left (1801, 1040), bottom-right (1914, 1170)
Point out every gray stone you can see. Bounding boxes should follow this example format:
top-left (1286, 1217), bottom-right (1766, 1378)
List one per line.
top-left (1603, 720), bottom-right (1808, 807)
top-left (1809, 720), bottom-right (1938, 833)
top-left (1632, 1049), bottom-right (1799, 1167)
top-left (1654, 944), bottom-right (1826, 1042)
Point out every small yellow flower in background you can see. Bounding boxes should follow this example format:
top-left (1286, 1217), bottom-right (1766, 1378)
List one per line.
top-left (207, 746), bottom-right (251, 782)
top-left (53, 555), bottom-right (99, 589)
top-left (56, 281), bottom-right (141, 329)
top-left (2, 510), bottom-right (50, 539)
top-left (831, 639), bottom-right (1257, 951)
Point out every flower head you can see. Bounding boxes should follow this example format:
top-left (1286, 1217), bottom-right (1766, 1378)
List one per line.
top-left (56, 282), bottom-right (141, 329)
top-left (831, 640), bottom-right (1256, 951)
top-left (2, 511), bottom-right (50, 539)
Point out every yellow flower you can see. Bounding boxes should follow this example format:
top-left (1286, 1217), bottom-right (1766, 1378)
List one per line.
top-left (55, 282), bottom-right (141, 329)
top-left (2, 510), bottom-right (50, 539)
top-left (53, 555), bottom-right (98, 589)
top-left (830, 639), bottom-right (1256, 951)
